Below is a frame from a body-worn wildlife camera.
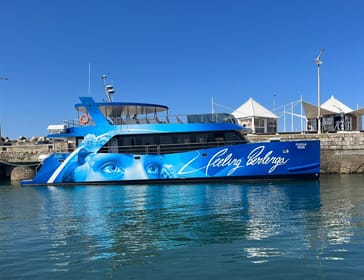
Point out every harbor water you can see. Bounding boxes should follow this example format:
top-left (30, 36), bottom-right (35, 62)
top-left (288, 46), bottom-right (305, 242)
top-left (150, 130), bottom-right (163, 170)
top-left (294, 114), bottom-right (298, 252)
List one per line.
top-left (1, 175), bottom-right (364, 279)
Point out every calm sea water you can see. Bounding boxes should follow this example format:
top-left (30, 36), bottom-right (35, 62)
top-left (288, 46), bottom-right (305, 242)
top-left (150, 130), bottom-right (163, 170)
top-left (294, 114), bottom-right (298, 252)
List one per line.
top-left (1, 175), bottom-right (364, 279)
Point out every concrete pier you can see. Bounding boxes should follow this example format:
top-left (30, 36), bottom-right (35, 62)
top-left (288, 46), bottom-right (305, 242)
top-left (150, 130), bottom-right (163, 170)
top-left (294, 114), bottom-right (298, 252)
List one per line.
top-left (1, 132), bottom-right (364, 181)
top-left (0, 140), bottom-right (70, 181)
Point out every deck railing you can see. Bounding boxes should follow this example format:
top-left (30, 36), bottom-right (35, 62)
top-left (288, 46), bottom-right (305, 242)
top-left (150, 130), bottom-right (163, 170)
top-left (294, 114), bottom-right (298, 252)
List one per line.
top-left (59, 112), bottom-right (237, 128)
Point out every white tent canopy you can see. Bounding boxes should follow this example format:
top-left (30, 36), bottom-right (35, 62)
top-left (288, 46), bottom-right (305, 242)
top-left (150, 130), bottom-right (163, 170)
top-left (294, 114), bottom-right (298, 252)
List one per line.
top-left (321, 96), bottom-right (353, 114)
top-left (303, 96), bottom-right (364, 118)
top-left (302, 101), bottom-right (336, 119)
top-left (232, 98), bottom-right (278, 133)
top-left (232, 97), bottom-right (278, 119)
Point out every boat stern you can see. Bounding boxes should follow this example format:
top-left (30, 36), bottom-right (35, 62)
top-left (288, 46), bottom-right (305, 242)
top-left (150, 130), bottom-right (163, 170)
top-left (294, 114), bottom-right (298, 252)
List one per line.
top-left (20, 153), bottom-right (69, 186)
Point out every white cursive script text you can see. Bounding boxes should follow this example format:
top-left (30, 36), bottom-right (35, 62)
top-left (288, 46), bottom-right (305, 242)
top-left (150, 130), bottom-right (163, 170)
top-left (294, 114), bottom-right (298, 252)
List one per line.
top-left (246, 146), bottom-right (289, 173)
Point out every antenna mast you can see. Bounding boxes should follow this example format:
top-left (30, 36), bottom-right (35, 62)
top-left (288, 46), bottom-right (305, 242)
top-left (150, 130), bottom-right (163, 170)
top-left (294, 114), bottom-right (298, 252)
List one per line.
top-left (102, 74), bottom-right (115, 102)
top-left (88, 64), bottom-right (91, 96)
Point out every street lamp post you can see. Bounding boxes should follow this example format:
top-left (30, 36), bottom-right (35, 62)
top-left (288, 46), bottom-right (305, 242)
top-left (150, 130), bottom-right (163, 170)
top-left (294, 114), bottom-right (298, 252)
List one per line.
top-left (314, 49), bottom-right (324, 134)
top-left (0, 77), bottom-right (8, 143)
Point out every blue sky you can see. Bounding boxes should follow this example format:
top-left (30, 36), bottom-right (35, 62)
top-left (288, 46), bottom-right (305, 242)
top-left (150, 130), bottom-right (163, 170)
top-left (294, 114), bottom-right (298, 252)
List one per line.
top-left (1, 0), bottom-right (364, 138)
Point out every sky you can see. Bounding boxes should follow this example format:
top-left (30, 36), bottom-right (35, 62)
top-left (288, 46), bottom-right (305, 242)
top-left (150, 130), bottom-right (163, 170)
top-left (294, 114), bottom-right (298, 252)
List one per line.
top-left (1, 0), bottom-right (364, 139)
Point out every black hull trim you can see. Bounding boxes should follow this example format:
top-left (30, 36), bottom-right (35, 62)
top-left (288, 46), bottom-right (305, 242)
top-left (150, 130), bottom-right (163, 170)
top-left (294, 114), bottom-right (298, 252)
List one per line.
top-left (23, 173), bottom-right (320, 187)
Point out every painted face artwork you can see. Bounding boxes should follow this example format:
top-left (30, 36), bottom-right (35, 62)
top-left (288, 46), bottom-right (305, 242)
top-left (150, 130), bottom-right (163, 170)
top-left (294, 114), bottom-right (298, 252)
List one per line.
top-left (61, 150), bottom-right (178, 182)
top-left (59, 145), bottom-right (291, 183)
top-left (57, 133), bottom-right (291, 183)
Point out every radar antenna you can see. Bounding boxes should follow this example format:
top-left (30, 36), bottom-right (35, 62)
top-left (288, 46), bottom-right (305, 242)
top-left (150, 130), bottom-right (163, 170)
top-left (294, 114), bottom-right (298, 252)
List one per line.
top-left (314, 48), bottom-right (325, 65)
top-left (101, 74), bottom-right (115, 102)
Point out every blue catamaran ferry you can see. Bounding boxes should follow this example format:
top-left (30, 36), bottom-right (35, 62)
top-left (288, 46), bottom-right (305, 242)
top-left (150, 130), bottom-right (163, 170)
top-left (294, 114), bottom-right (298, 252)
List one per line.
top-left (21, 82), bottom-right (320, 186)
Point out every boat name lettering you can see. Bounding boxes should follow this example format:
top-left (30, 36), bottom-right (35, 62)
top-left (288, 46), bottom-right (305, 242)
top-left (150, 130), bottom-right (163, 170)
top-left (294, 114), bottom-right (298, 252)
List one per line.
top-left (246, 146), bottom-right (289, 173)
top-left (207, 149), bottom-right (243, 176)
top-left (178, 149), bottom-right (243, 176)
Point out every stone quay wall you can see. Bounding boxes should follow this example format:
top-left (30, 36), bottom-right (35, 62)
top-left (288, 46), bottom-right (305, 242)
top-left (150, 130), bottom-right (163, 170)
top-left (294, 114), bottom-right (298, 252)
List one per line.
top-left (0, 141), bottom-right (69, 163)
top-left (247, 132), bottom-right (364, 174)
top-left (0, 141), bottom-right (70, 181)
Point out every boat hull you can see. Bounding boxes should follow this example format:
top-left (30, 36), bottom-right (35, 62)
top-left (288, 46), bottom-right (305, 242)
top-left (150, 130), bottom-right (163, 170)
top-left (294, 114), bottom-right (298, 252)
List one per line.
top-left (21, 140), bottom-right (320, 186)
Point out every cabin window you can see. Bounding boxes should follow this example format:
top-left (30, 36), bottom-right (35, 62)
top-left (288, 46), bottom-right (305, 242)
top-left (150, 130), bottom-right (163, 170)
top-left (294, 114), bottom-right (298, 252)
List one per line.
top-left (97, 130), bottom-right (246, 155)
top-left (160, 135), bottom-right (170, 144)
top-left (224, 131), bottom-right (244, 142)
top-left (141, 135), bottom-right (154, 145)
top-left (195, 133), bottom-right (207, 143)
top-left (109, 138), bottom-right (118, 153)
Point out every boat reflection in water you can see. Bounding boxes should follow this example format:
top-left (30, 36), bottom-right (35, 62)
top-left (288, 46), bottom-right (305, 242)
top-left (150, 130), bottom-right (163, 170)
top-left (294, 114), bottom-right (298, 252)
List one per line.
top-left (4, 175), bottom-right (364, 278)
top-left (38, 180), bottom-right (322, 266)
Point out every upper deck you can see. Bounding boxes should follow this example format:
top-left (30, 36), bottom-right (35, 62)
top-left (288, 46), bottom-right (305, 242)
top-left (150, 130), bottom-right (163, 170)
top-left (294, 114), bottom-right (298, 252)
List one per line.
top-left (74, 97), bottom-right (237, 125)
top-left (47, 96), bottom-right (243, 137)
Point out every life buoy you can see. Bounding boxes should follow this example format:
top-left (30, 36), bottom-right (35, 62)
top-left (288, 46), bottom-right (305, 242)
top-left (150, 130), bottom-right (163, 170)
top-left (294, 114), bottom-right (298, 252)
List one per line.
top-left (79, 114), bottom-right (90, 125)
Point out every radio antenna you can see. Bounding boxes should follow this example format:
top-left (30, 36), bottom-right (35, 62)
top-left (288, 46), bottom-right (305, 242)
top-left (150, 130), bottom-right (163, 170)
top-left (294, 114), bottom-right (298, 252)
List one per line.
top-left (88, 63), bottom-right (91, 96)
top-left (102, 74), bottom-right (115, 102)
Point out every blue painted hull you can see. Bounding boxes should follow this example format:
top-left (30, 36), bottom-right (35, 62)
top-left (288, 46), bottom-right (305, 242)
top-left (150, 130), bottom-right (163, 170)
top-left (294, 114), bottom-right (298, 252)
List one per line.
top-left (22, 139), bottom-right (320, 186)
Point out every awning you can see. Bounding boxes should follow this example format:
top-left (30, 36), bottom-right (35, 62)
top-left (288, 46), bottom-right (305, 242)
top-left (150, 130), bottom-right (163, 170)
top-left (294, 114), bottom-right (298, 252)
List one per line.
top-left (302, 101), bottom-right (336, 119)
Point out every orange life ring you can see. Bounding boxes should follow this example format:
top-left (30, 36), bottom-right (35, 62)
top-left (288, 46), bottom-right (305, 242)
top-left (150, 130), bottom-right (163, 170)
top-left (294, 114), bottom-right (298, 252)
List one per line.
top-left (79, 114), bottom-right (90, 125)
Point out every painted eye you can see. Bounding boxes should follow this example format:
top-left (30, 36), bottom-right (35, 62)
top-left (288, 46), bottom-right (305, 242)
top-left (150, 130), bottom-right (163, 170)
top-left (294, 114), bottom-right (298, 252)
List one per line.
top-left (146, 163), bottom-right (160, 176)
top-left (101, 162), bottom-right (124, 175)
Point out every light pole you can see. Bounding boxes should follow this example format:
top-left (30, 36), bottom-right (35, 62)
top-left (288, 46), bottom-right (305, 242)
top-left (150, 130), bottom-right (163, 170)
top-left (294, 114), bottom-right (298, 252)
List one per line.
top-left (314, 49), bottom-right (324, 134)
top-left (0, 77), bottom-right (8, 143)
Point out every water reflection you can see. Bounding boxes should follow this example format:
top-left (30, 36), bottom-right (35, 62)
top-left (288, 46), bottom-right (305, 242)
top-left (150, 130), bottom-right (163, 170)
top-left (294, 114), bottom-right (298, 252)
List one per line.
top-left (30, 180), bottom-right (324, 267)
top-left (1, 175), bottom-right (364, 277)
top-left (316, 175), bottom-right (364, 261)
